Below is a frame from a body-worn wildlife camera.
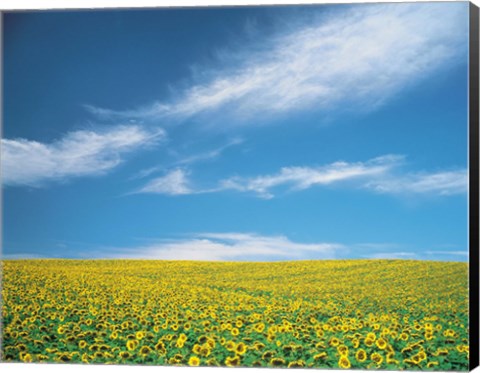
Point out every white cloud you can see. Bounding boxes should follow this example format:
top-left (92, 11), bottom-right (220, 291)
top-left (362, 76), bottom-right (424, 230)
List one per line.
top-left (365, 170), bottom-right (468, 196)
top-left (135, 155), bottom-right (467, 198)
top-left (1, 253), bottom-right (45, 259)
top-left (1, 125), bottom-right (164, 187)
top-left (86, 3), bottom-right (467, 123)
top-left (137, 168), bottom-right (193, 195)
top-left (220, 154), bottom-right (402, 198)
top-left (174, 137), bottom-right (244, 165)
top-left (425, 250), bottom-right (469, 257)
top-left (96, 232), bottom-right (345, 261)
top-left (129, 138), bottom-right (244, 181)
top-left (365, 252), bottom-right (417, 259)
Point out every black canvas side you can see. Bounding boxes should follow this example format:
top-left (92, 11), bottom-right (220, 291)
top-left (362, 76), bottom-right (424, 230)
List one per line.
top-left (469, 2), bottom-right (480, 371)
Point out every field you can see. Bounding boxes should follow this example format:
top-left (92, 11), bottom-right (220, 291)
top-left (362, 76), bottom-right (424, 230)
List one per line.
top-left (1, 259), bottom-right (469, 370)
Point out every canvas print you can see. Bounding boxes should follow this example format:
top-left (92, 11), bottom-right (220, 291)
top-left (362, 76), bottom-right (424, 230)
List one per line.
top-left (1, 1), bottom-right (478, 371)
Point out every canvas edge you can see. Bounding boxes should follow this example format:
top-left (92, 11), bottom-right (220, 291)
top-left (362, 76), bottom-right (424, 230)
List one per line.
top-left (469, 1), bottom-right (480, 371)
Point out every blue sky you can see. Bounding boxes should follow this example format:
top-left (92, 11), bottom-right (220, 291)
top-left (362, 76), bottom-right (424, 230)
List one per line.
top-left (1, 2), bottom-right (470, 261)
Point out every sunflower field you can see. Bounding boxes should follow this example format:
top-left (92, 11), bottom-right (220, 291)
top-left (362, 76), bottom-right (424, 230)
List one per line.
top-left (1, 259), bottom-right (469, 370)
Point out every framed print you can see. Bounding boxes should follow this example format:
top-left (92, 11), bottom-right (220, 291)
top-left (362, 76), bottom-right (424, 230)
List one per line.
top-left (1, 1), bottom-right (479, 371)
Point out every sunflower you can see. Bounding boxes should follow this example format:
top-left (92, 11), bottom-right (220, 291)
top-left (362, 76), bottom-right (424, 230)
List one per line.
top-left (206, 337), bottom-right (215, 348)
top-left (364, 338), bottom-right (374, 347)
top-left (371, 352), bottom-right (383, 365)
top-left (270, 357), bottom-right (285, 366)
top-left (155, 341), bottom-right (167, 355)
top-left (441, 329), bottom-right (452, 338)
top-left (65, 334), bottom-right (76, 343)
top-left (179, 333), bottom-right (188, 342)
top-left (355, 349), bottom-right (367, 362)
top-left (89, 344), bottom-right (100, 352)
top-left (314, 352), bottom-right (327, 360)
top-left (126, 340), bottom-right (139, 351)
top-left (425, 332), bottom-right (434, 341)
top-left (255, 323), bottom-right (265, 333)
top-left (288, 360), bottom-right (305, 368)
top-left (81, 353), bottom-right (90, 364)
top-left (231, 327), bottom-right (240, 336)
top-left (329, 337), bottom-right (340, 347)
top-left (262, 351), bottom-right (275, 360)
top-left (434, 348), bottom-right (449, 356)
top-left (338, 356), bottom-right (351, 369)
top-left (337, 345), bottom-right (349, 356)
top-left (403, 358), bottom-right (417, 365)
top-left (188, 356), bottom-right (201, 366)
top-left (173, 353), bottom-right (184, 363)
top-left (22, 353), bottom-right (33, 363)
top-left (375, 338), bottom-right (387, 350)
top-left (225, 340), bottom-right (236, 352)
top-left (387, 357), bottom-right (399, 365)
top-left (139, 345), bottom-right (152, 357)
top-left (199, 345), bottom-right (211, 357)
top-left (119, 351), bottom-right (131, 359)
top-left (416, 351), bottom-right (427, 361)
top-left (411, 354), bottom-right (422, 364)
top-left (55, 353), bottom-right (71, 362)
top-left (78, 340), bottom-right (88, 349)
top-left (206, 357), bottom-right (220, 366)
top-left (225, 356), bottom-right (241, 367)
top-left (236, 342), bottom-right (247, 355)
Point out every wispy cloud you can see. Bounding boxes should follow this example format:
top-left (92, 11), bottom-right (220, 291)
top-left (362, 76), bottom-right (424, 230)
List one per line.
top-left (136, 168), bottom-right (194, 195)
top-left (95, 232), bottom-right (345, 261)
top-left (425, 250), bottom-right (469, 257)
top-left (135, 154), bottom-right (467, 199)
top-left (220, 154), bottom-right (402, 199)
top-left (365, 170), bottom-right (468, 196)
top-left (174, 137), bottom-right (244, 165)
top-left (1, 253), bottom-right (46, 259)
top-left (129, 137), bottom-right (244, 181)
top-left (365, 252), bottom-right (417, 259)
top-left (86, 3), bottom-right (467, 124)
top-left (1, 125), bottom-right (164, 187)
